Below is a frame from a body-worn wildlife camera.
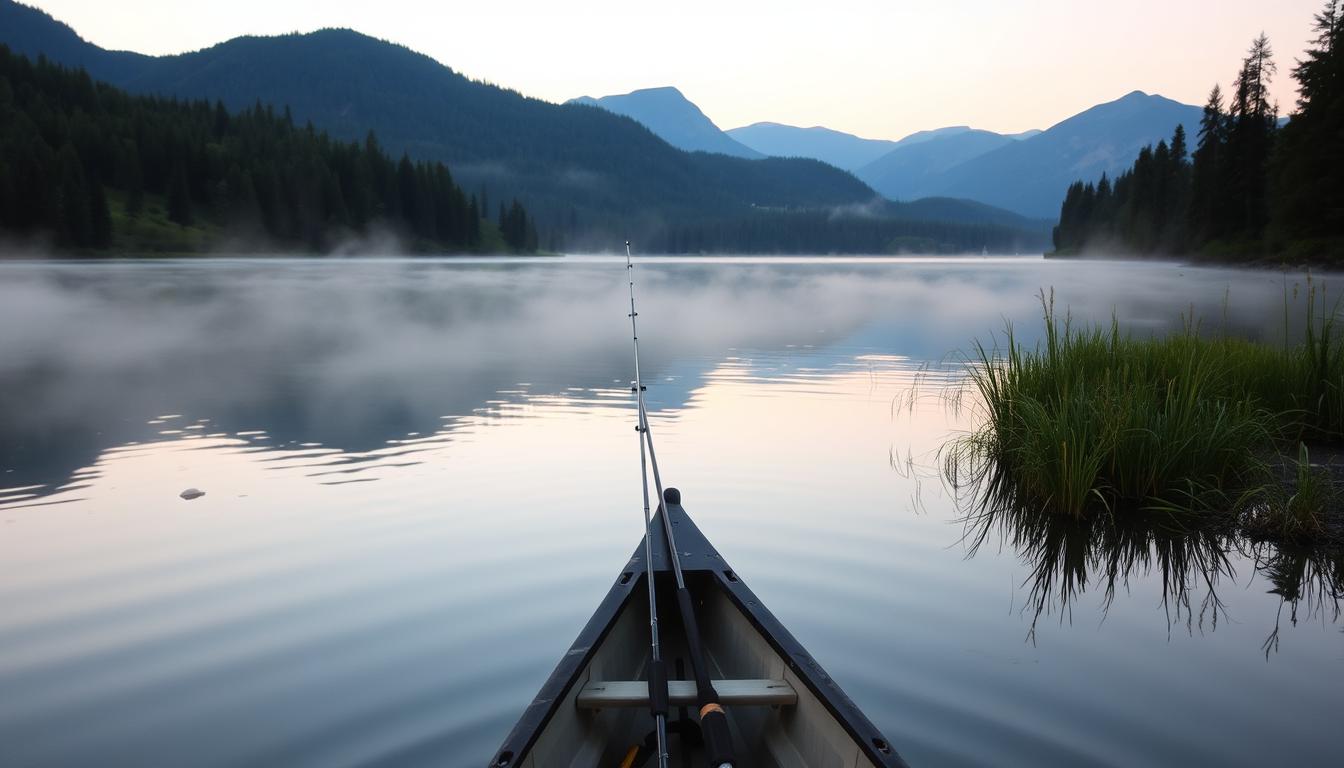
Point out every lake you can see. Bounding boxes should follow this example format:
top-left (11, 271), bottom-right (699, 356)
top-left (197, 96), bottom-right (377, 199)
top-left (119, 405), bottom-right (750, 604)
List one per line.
top-left (0, 256), bottom-right (1339, 767)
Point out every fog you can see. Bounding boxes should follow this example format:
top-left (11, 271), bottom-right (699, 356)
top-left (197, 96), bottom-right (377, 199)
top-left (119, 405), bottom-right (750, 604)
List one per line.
top-left (0, 256), bottom-right (1315, 496)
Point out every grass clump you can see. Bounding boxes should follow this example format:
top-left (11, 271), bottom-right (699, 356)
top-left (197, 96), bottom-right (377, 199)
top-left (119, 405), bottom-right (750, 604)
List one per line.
top-left (1243, 444), bottom-right (1337, 543)
top-left (948, 285), bottom-right (1344, 539)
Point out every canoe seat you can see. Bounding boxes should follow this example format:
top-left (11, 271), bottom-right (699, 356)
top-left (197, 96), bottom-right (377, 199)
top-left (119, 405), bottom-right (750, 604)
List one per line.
top-left (575, 679), bottom-right (797, 709)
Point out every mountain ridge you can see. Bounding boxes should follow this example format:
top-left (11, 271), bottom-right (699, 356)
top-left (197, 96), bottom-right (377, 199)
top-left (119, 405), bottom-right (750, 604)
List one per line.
top-left (0, 0), bottom-right (880, 249)
top-left (725, 122), bottom-right (899, 170)
top-left (913, 90), bottom-right (1204, 217)
top-left (566, 86), bottom-right (762, 159)
top-left (855, 129), bottom-right (1017, 201)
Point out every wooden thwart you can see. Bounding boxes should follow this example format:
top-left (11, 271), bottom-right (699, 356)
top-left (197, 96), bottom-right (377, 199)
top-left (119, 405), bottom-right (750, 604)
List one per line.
top-left (576, 679), bottom-right (797, 709)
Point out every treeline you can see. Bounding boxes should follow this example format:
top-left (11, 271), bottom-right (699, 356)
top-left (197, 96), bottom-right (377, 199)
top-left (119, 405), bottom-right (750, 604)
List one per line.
top-left (1054, 1), bottom-right (1343, 260)
top-left (648, 209), bottom-right (1049, 255)
top-left (0, 44), bottom-right (537, 253)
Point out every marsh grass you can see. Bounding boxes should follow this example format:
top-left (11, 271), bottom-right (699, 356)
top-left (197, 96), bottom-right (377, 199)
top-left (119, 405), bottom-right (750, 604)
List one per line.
top-left (947, 284), bottom-right (1344, 539)
top-left (1242, 444), bottom-right (1337, 542)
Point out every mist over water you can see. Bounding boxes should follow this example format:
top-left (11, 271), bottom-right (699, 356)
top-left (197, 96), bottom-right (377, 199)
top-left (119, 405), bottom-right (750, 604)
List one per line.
top-left (0, 256), bottom-right (1339, 767)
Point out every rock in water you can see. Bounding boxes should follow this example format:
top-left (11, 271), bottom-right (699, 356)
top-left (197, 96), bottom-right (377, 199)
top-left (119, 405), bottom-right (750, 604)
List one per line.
top-left (180, 488), bottom-right (205, 500)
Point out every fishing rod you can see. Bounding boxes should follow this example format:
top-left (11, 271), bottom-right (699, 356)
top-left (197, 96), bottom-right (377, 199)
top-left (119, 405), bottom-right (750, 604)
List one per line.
top-left (626, 243), bottom-right (736, 768)
top-left (626, 242), bottom-right (670, 768)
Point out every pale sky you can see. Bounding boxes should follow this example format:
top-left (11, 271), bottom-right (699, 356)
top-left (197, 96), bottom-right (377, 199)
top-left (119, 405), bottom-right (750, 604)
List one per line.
top-left (25, 0), bottom-right (1326, 140)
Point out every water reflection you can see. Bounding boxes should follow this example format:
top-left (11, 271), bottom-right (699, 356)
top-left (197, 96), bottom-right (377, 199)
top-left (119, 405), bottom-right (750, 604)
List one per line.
top-left (954, 458), bottom-right (1343, 652)
top-left (3, 257), bottom-right (1343, 767)
top-left (958, 495), bottom-right (1230, 631)
top-left (1249, 543), bottom-right (1343, 657)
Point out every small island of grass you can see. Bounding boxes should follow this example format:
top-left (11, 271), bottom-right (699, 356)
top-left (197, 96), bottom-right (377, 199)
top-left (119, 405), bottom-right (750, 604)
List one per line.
top-left (947, 287), bottom-right (1344, 547)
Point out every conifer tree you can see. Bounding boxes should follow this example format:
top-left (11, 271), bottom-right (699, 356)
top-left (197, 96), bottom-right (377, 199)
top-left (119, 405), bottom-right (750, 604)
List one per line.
top-left (1226, 33), bottom-right (1278, 237)
top-left (57, 144), bottom-right (93, 246)
top-left (167, 167), bottom-right (193, 226)
top-left (88, 177), bottom-right (112, 248)
top-left (1271, 1), bottom-right (1343, 246)
top-left (1189, 85), bottom-right (1228, 241)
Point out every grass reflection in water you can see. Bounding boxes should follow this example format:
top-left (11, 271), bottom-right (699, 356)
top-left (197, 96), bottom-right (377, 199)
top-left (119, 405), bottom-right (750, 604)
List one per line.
top-left (943, 286), bottom-right (1344, 650)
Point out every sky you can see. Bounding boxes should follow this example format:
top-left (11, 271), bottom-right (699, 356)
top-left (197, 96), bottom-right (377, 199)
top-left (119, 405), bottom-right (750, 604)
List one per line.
top-left (24, 0), bottom-right (1328, 140)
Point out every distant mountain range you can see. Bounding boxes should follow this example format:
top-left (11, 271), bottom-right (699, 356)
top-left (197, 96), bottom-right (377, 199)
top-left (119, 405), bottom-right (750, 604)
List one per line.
top-left (719, 124), bottom-right (1044, 173)
top-left (724, 124), bottom-right (902, 170)
top-left (2, 0), bottom-right (1186, 245)
top-left (568, 87), bottom-right (762, 159)
top-left (854, 129), bottom-right (1017, 201)
top-left (901, 92), bottom-right (1203, 217)
top-left (747, 94), bottom-right (1201, 218)
top-left (583, 84), bottom-right (1201, 219)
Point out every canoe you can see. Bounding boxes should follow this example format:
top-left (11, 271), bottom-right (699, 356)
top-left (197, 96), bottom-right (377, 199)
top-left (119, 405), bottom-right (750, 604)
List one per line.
top-left (488, 487), bottom-right (909, 767)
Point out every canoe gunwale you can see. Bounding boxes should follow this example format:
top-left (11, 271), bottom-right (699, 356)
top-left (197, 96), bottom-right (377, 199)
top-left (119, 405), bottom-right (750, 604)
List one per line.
top-left (488, 495), bottom-right (910, 767)
top-left (486, 549), bottom-right (641, 766)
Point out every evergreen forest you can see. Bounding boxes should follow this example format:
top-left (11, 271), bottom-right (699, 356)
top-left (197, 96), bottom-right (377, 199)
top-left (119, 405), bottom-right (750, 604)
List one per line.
top-left (1053, 2), bottom-right (1344, 262)
top-left (0, 45), bottom-right (536, 254)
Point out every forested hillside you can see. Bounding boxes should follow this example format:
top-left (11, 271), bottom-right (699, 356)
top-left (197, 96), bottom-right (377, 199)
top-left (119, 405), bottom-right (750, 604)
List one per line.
top-left (1054, 3), bottom-right (1342, 262)
top-left (0, 1), bottom-right (873, 247)
top-left (0, 0), bottom-right (1054, 254)
top-left (649, 208), bottom-right (1046, 255)
top-left (0, 45), bottom-right (533, 253)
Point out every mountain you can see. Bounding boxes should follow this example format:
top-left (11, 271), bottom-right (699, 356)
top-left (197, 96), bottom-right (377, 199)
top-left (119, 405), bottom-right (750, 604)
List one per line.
top-left (855, 129), bottom-right (1016, 201)
top-left (0, 46), bottom-right (512, 253)
top-left (725, 123), bottom-right (901, 171)
top-left (729, 93), bottom-right (1200, 219)
top-left (724, 123), bottom-right (1001, 172)
top-left (567, 87), bottom-right (762, 159)
top-left (0, 0), bottom-right (1059, 252)
top-left (887, 126), bottom-right (976, 148)
top-left (0, 0), bottom-right (875, 249)
top-left (909, 92), bottom-right (1204, 218)
top-left (0, 0), bottom-right (153, 83)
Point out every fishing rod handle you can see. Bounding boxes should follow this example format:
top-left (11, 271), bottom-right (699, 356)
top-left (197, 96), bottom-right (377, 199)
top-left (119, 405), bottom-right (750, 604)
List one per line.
top-left (699, 704), bottom-right (734, 768)
top-left (673, 587), bottom-right (734, 767)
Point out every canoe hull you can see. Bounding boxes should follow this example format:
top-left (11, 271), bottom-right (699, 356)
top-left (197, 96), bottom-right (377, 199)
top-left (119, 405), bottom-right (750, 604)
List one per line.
top-left (488, 492), bottom-right (908, 767)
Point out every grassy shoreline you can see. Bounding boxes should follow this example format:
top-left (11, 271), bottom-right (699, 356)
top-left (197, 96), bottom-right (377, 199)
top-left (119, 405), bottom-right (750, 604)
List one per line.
top-left (946, 287), bottom-right (1344, 547)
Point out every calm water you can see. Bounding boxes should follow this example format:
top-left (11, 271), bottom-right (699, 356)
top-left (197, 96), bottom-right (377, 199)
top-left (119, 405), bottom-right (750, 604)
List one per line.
top-left (0, 256), bottom-right (1339, 767)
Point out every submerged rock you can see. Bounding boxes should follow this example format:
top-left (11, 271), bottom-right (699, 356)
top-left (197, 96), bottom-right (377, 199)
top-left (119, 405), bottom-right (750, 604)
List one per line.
top-left (180, 488), bottom-right (205, 500)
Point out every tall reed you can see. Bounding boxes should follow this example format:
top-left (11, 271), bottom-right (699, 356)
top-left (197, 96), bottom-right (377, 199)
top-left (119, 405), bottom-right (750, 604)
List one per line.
top-left (947, 287), bottom-right (1344, 525)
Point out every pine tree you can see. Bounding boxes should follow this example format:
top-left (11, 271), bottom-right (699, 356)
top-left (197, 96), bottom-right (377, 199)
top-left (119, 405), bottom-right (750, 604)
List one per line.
top-left (1271, 1), bottom-right (1344, 246)
top-left (1189, 85), bottom-right (1228, 241)
top-left (1170, 124), bottom-right (1188, 165)
top-left (213, 100), bottom-right (230, 137)
top-left (1226, 33), bottom-right (1278, 238)
top-left (57, 144), bottom-right (93, 246)
top-left (168, 166), bottom-right (192, 226)
top-left (88, 176), bottom-right (112, 248)
top-left (1163, 125), bottom-right (1191, 250)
